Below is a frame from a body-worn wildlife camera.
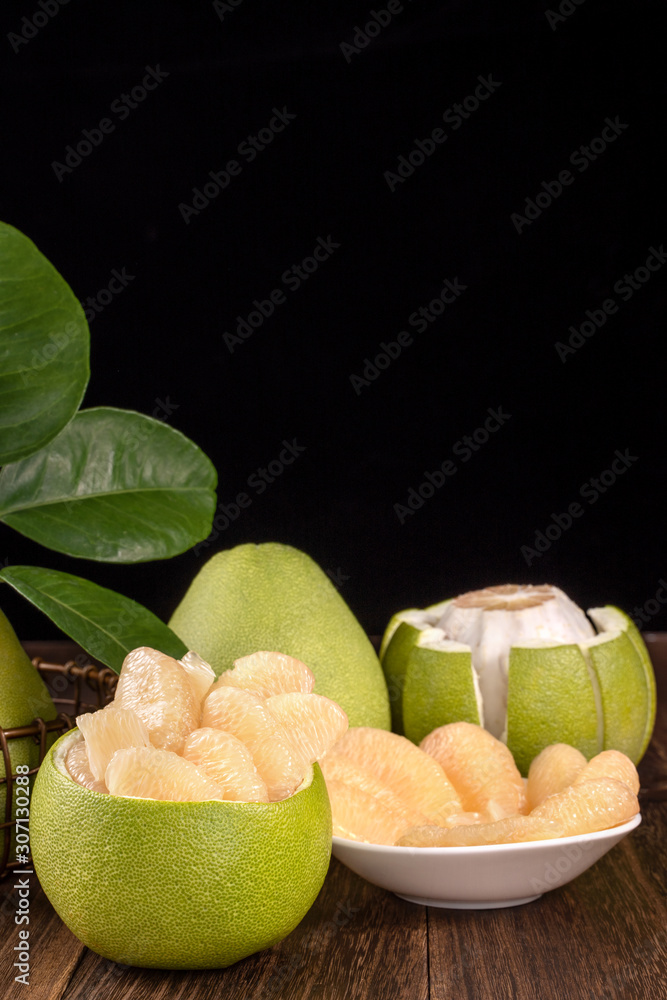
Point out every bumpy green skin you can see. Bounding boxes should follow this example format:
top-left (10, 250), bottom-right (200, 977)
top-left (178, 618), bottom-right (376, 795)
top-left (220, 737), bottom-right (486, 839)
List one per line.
top-left (0, 608), bottom-right (57, 859)
top-left (169, 543), bottom-right (390, 730)
top-left (380, 620), bottom-right (421, 734)
top-left (31, 731), bottom-right (332, 970)
top-left (586, 629), bottom-right (650, 762)
top-left (403, 645), bottom-right (480, 745)
top-left (507, 644), bottom-right (600, 776)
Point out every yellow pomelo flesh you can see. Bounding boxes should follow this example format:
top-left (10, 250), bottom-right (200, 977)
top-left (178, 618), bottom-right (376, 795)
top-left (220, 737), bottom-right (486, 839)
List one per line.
top-left (114, 647), bottom-right (200, 754)
top-left (0, 608), bottom-right (57, 860)
top-left (320, 755), bottom-right (430, 828)
top-left (214, 650), bottom-right (315, 699)
top-left (30, 729), bottom-right (332, 970)
top-left (168, 543), bottom-right (390, 729)
top-left (105, 745), bottom-right (226, 801)
top-left (265, 692), bottom-right (348, 764)
top-left (527, 743), bottom-right (587, 810)
top-left (65, 740), bottom-right (107, 794)
top-left (572, 749), bottom-right (640, 794)
top-left (182, 728), bottom-right (269, 802)
top-left (420, 722), bottom-right (526, 818)
top-left (329, 727), bottom-right (461, 823)
top-left (76, 704), bottom-right (150, 782)
top-left (202, 686), bottom-right (306, 800)
top-left (326, 778), bottom-right (411, 845)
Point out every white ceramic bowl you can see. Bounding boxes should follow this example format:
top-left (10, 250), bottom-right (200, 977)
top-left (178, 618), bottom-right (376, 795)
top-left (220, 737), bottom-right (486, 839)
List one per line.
top-left (331, 814), bottom-right (641, 909)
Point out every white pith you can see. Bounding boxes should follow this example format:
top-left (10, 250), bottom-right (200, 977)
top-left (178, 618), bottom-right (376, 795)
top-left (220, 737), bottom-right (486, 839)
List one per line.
top-left (409, 585), bottom-right (622, 745)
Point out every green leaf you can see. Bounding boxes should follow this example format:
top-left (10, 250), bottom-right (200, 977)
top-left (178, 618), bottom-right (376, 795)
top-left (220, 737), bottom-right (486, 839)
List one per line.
top-left (0, 407), bottom-right (218, 562)
top-left (0, 565), bottom-right (187, 672)
top-left (0, 221), bottom-right (90, 464)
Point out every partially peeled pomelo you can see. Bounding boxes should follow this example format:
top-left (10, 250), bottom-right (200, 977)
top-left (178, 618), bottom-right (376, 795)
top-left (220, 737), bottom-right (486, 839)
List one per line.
top-left (381, 585), bottom-right (656, 774)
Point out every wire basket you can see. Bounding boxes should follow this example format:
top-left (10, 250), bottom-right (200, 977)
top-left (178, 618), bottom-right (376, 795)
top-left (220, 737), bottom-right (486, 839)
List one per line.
top-left (0, 656), bottom-right (118, 881)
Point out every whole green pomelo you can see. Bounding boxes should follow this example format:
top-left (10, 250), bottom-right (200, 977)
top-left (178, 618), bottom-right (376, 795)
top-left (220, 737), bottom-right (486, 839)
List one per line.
top-left (169, 543), bottom-right (390, 730)
top-left (0, 608), bottom-right (57, 861)
top-left (31, 729), bottom-right (332, 969)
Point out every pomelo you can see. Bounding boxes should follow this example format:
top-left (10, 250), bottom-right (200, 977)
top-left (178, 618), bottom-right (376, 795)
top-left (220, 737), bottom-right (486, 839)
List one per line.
top-left (380, 585), bottom-right (656, 774)
top-left (30, 729), bottom-right (332, 970)
top-left (0, 607), bottom-right (57, 863)
top-left (168, 543), bottom-right (390, 729)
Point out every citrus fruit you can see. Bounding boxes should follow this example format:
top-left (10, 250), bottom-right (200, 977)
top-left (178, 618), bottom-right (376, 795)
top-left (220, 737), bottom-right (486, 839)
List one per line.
top-left (325, 778), bottom-right (413, 845)
top-left (320, 754), bottom-right (429, 828)
top-left (64, 739), bottom-right (107, 793)
top-left (0, 607), bottom-right (57, 862)
top-left (182, 728), bottom-right (269, 802)
top-left (265, 693), bottom-right (348, 763)
top-left (202, 685), bottom-right (307, 800)
top-left (75, 704), bottom-right (150, 781)
top-left (420, 722), bottom-right (526, 819)
top-left (114, 646), bottom-right (201, 753)
top-left (178, 650), bottom-right (216, 702)
top-left (572, 749), bottom-right (640, 794)
top-left (396, 815), bottom-right (564, 847)
top-left (30, 728), bottom-right (332, 969)
top-left (213, 650), bottom-right (315, 699)
top-left (526, 743), bottom-right (587, 810)
top-left (328, 727), bottom-right (461, 823)
top-left (380, 585), bottom-right (656, 773)
top-left (105, 745), bottom-right (226, 801)
top-left (530, 777), bottom-right (639, 835)
top-left (168, 542), bottom-right (390, 729)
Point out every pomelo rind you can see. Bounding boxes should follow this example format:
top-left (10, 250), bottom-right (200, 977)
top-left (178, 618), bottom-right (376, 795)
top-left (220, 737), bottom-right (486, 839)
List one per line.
top-left (30, 729), bottom-right (332, 970)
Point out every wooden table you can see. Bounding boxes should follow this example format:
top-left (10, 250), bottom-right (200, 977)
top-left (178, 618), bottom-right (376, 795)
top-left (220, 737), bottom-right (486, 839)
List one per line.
top-left (2, 637), bottom-right (666, 1000)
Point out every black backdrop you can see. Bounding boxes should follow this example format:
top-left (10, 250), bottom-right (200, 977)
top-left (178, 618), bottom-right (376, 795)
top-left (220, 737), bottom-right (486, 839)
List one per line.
top-left (1, 0), bottom-right (665, 643)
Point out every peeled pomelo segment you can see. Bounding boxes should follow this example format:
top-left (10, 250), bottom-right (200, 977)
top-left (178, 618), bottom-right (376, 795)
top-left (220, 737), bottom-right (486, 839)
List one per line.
top-left (105, 746), bottom-right (225, 802)
top-left (114, 646), bottom-right (200, 754)
top-left (65, 737), bottom-right (108, 794)
top-left (435, 585), bottom-right (595, 741)
top-left (530, 777), bottom-right (639, 835)
top-left (380, 604), bottom-right (450, 732)
top-left (320, 755), bottom-right (431, 828)
top-left (202, 686), bottom-right (307, 801)
top-left (527, 743), bottom-right (587, 810)
top-left (182, 728), bottom-right (269, 802)
top-left (265, 692), bottom-right (348, 764)
top-left (402, 631), bottom-right (482, 745)
top-left (572, 749), bottom-right (639, 795)
top-left (328, 727), bottom-right (461, 823)
top-left (212, 651), bottom-right (315, 700)
top-left (506, 642), bottom-right (600, 776)
top-left (586, 606), bottom-right (656, 763)
top-left (326, 778), bottom-right (413, 845)
top-left (396, 815), bottom-right (565, 847)
top-left (178, 650), bottom-right (216, 704)
top-left (76, 704), bottom-right (151, 782)
top-left (420, 721), bottom-right (526, 818)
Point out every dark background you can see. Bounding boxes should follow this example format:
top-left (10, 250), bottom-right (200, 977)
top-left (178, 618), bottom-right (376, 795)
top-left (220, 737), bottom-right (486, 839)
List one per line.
top-left (1, 0), bottom-right (665, 642)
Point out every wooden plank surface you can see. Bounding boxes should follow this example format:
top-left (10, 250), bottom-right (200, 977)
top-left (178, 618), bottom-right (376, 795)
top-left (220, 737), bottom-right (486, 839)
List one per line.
top-left (1, 639), bottom-right (666, 999)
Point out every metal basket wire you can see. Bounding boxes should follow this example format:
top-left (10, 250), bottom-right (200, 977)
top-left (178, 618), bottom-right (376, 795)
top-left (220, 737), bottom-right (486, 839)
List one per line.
top-left (0, 657), bottom-right (118, 881)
